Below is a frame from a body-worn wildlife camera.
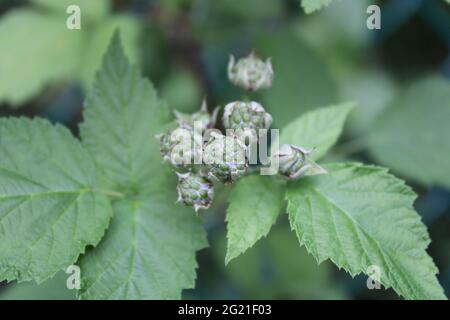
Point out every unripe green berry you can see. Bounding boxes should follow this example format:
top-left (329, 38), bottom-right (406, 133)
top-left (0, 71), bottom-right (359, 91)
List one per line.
top-left (176, 172), bottom-right (214, 212)
top-left (158, 124), bottom-right (202, 169)
top-left (228, 52), bottom-right (274, 91)
top-left (275, 144), bottom-right (327, 180)
top-left (222, 101), bottom-right (272, 131)
top-left (203, 132), bottom-right (248, 183)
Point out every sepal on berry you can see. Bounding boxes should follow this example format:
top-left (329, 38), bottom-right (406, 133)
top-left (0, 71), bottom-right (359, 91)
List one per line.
top-left (275, 144), bottom-right (327, 180)
top-left (174, 99), bottom-right (219, 131)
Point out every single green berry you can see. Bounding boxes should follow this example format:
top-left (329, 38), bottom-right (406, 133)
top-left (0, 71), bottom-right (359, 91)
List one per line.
top-left (223, 101), bottom-right (272, 130)
top-left (176, 172), bottom-right (214, 212)
top-left (228, 52), bottom-right (274, 91)
top-left (173, 99), bottom-right (219, 131)
top-left (222, 101), bottom-right (272, 142)
top-left (203, 132), bottom-right (248, 183)
top-left (157, 124), bottom-right (202, 169)
top-left (275, 144), bottom-right (327, 180)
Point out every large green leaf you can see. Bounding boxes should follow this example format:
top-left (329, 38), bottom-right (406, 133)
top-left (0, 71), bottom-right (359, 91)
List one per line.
top-left (78, 196), bottom-right (207, 299)
top-left (257, 30), bottom-right (337, 128)
top-left (301, 0), bottom-right (333, 14)
top-left (78, 33), bottom-right (207, 299)
top-left (78, 15), bottom-right (140, 89)
top-left (0, 118), bottom-right (112, 283)
top-left (286, 162), bottom-right (446, 299)
top-left (80, 33), bottom-right (171, 194)
top-left (225, 175), bottom-right (284, 264)
top-left (280, 103), bottom-right (354, 160)
top-left (368, 76), bottom-right (450, 188)
top-left (0, 271), bottom-right (76, 300)
top-left (0, 9), bottom-right (82, 105)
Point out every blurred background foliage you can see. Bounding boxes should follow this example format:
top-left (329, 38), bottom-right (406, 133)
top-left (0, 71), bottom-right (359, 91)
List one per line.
top-left (0, 0), bottom-right (449, 300)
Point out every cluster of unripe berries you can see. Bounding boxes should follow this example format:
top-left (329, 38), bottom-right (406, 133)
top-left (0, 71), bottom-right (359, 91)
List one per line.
top-left (158, 52), bottom-right (323, 212)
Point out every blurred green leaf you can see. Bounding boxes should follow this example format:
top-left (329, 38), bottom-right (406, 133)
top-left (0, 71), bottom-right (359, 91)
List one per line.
top-left (213, 0), bottom-right (283, 20)
top-left (339, 69), bottom-right (398, 136)
top-left (225, 175), bottom-right (285, 264)
top-left (280, 103), bottom-right (354, 161)
top-left (31, 0), bottom-right (109, 21)
top-left (78, 15), bottom-right (140, 90)
top-left (286, 162), bottom-right (446, 299)
top-left (298, 0), bottom-right (371, 62)
top-left (301, 0), bottom-right (333, 14)
top-left (0, 9), bottom-right (82, 105)
top-left (218, 227), bottom-right (344, 299)
top-left (0, 271), bottom-right (75, 300)
top-left (160, 68), bottom-right (203, 113)
top-left (263, 230), bottom-right (345, 299)
top-left (368, 76), bottom-right (450, 188)
top-left (0, 5), bottom-right (140, 106)
top-left (257, 29), bottom-right (337, 128)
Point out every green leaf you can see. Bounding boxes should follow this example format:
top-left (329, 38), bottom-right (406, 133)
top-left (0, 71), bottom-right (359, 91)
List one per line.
top-left (78, 33), bottom-right (207, 299)
top-left (257, 30), bottom-right (337, 128)
top-left (78, 15), bottom-right (140, 89)
top-left (78, 195), bottom-right (207, 299)
top-left (160, 68), bottom-right (202, 114)
top-left (368, 76), bottom-right (450, 188)
top-left (298, 0), bottom-right (371, 57)
top-left (0, 9), bottom-right (82, 105)
top-left (301, 0), bottom-right (333, 14)
top-left (225, 175), bottom-right (285, 264)
top-left (280, 103), bottom-right (354, 161)
top-left (0, 271), bottom-right (76, 300)
top-left (0, 118), bottom-right (112, 283)
top-left (286, 162), bottom-right (446, 300)
top-left (80, 32), bottom-right (171, 194)
top-left (31, 0), bottom-right (109, 21)
top-left (339, 69), bottom-right (397, 137)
